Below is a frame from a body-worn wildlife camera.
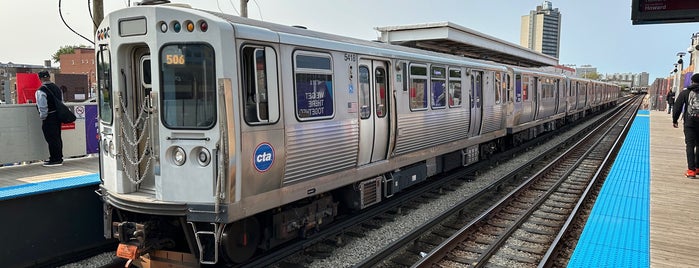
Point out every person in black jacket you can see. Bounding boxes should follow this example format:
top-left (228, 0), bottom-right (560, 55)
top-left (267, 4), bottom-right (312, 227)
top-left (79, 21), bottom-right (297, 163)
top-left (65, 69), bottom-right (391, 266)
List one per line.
top-left (667, 90), bottom-right (676, 114)
top-left (35, 71), bottom-right (64, 167)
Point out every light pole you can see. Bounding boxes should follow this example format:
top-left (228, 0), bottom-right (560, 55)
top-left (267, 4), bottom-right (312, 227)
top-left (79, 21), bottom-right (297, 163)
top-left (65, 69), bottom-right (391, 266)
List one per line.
top-left (678, 52), bottom-right (686, 92)
top-left (692, 32), bottom-right (699, 75)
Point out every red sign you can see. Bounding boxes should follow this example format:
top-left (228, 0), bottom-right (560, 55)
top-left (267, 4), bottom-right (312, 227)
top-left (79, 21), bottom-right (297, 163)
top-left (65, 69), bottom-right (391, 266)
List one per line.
top-left (61, 122), bottom-right (75, 130)
top-left (16, 73), bottom-right (41, 104)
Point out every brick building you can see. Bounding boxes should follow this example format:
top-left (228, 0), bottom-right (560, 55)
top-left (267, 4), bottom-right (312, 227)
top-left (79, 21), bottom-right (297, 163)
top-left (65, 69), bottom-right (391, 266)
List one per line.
top-left (59, 47), bottom-right (95, 97)
top-left (55, 74), bottom-right (89, 102)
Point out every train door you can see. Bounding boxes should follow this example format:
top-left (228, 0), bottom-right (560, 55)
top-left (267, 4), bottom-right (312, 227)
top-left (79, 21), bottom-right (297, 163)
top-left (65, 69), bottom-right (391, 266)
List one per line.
top-left (468, 70), bottom-right (483, 137)
top-left (358, 59), bottom-right (389, 165)
top-left (554, 79), bottom-right (561, 114)
top-left (514, 74), bottom-right (523, 124)
top-left (119, 46), bottom-right (157, 192)
top-left (532, 77), bottom-right (540, 120)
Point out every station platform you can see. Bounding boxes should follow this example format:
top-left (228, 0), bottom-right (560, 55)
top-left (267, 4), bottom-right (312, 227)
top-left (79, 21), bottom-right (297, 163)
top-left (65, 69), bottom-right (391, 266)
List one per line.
top-left (0, 155), bottom-right (99, 200)
top-left (569, 109), bottom-right (699, 267)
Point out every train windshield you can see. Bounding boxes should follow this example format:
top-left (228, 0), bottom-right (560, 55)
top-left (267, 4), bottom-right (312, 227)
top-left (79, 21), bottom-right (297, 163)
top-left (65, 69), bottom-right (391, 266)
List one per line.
top-left (97, 45), bottom-right (113, 124)
top-left (159, 44), bottom-right (216, 129)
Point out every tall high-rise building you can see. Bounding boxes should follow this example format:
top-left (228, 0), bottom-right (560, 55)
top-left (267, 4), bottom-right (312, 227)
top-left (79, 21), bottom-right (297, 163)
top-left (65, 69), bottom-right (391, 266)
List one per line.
top-left (520, 1), bottom-right (562, 58)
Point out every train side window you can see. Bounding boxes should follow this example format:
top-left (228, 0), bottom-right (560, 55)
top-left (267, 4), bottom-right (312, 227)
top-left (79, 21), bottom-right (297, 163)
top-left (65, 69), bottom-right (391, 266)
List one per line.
top-left (515, 74), bottom-right (522, 102)
top-left (522, 76), bottom-right (529, 101)
top-left (495, 72), bottom-right (502, 104)
top-left (430, 66), bottom-right (446, 109)
top-left (97, 45), bottom-right (113, 124)
top-left (241, 45), bottom-right (280, 125)
top-left (471, 70), bottom-right (483, 109)
top-left (409, 64), bottom-right (427, 111)
top-left (448, 68), bottom-right (462, 107)
top-left (505, 73), bottom-right (512, 103)
top-left (375, 67), bottom-right (387, 118)
top-left (358, 65), bottom-right (371, 119)
top-left (294, 52), bottom-right (334, 120)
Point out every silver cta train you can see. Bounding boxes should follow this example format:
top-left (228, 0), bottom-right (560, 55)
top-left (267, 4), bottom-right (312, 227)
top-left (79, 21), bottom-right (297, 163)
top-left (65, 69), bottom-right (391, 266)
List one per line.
top-left (93, 3), bottom-right (619, 264)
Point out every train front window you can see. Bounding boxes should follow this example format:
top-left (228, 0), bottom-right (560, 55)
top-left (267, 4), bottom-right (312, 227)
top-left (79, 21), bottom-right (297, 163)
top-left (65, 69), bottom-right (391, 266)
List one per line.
top-left (97, 45), bottom-right (113, 124)
top-left (160, 44), bottom-right (216, 129)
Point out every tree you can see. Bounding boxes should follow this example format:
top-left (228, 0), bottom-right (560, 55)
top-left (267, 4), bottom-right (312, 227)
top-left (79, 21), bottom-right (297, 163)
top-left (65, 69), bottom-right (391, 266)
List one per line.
top-left (51, 45), bottom-right (88, 63)
top-left (582, 71), bottom-right (601, 80)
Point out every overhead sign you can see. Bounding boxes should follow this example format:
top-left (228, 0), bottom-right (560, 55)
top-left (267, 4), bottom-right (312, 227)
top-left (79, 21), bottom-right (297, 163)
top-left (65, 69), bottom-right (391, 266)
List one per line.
top-left (632, 0), bottom-right (699, 25)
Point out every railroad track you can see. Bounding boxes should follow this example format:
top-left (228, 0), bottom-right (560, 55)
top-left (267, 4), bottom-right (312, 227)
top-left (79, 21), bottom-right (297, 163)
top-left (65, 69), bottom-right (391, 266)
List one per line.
top-left (402, 98), bottom-right (639, 267)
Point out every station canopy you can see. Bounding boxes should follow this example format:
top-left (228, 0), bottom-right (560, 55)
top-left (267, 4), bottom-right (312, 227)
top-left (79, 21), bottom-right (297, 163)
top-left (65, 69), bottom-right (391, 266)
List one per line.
top-left (375, 22), bottom-right (558, 68)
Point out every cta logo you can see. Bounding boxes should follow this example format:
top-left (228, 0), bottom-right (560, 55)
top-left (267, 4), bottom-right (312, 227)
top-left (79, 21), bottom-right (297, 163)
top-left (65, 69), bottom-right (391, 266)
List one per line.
top-left (253, 142), bottom-right (274, 172)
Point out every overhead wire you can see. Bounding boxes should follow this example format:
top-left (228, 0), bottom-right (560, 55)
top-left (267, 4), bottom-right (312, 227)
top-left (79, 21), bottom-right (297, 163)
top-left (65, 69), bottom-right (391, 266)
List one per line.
top-left (59, 0), bottom-right (95, 45)
top-left (227, 0), bottom-right (240, 15)
top-left (252, 0), bottom-right (263, 21)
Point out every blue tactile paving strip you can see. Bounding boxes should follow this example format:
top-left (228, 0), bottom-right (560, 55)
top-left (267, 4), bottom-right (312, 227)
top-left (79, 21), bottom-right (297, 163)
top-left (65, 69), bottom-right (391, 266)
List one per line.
top-left (568, 110), bottom-right (650, 267)
top-left (0, 173), bottom-right (100, 201)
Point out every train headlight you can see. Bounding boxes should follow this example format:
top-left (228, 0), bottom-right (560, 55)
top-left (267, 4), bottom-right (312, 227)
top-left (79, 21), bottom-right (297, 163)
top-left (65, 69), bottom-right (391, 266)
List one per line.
top-left (195, 147), bottom-right (211, 167)
top-left (108, 140), bottom-right (115, 157)
top-left (159, 21), bottom-right (168, 33)
top-left (172, 146), bottom-right (186, 166)
top-left (102, 139), bottom-right (109, 154)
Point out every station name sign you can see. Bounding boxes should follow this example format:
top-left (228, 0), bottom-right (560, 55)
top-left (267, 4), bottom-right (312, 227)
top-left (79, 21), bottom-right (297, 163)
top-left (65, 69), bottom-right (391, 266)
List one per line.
top-left (632, 0), bottom-right (699, 24)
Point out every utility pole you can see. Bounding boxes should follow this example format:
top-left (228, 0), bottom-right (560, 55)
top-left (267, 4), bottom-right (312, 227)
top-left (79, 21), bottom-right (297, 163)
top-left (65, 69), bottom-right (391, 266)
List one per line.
top-left (93, 0), bottom-right (104, 34)
top-left (240, 0), bottom-right (249, 18)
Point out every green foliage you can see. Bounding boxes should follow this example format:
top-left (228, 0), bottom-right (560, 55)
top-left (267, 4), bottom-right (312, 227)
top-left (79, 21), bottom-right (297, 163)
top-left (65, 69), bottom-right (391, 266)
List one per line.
top-left (581, 72), bottom-right (601, 80)
top-left (51, 45), bottom-right (88, 63)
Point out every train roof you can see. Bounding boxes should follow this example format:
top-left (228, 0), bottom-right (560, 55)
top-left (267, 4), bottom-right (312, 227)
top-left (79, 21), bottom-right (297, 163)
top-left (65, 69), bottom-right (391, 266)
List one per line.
top-left (189, 8), bottom-right (520, 71)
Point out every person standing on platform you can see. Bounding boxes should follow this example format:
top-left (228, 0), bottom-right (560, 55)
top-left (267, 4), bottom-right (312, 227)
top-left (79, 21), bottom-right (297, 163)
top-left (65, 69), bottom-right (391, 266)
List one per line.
top-left (667, 89), bottom-right (676, 114)
top-left (35, 71), bottom-right (64, 167)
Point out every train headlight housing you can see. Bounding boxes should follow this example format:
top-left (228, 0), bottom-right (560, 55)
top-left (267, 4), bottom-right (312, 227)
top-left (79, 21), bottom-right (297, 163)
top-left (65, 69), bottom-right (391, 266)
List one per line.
top-left (195, 147), bottom-right (211, 166)
top-left (108, 140), bottom-right (115, 157)
top-left (159, 21), bottom-right (168, 33)
top-left (172, 146), bottom-right (186, 166)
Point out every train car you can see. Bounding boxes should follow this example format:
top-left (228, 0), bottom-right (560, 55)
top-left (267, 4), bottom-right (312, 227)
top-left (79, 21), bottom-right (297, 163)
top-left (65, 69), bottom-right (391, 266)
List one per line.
top-left (505, 66), bottom-right (567, 144)
top-left (94, 3), bottom-right (619, 265)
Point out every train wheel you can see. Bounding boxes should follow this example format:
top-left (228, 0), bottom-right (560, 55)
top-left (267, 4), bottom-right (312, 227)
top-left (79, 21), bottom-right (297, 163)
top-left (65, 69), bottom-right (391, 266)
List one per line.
top-left (221, 217), bottom-right (261, 263)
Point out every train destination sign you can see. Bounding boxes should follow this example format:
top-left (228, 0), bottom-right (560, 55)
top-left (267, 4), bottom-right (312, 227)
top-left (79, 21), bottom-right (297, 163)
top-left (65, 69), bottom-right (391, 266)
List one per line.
top-left (632, 0), bottom-right (699, 24)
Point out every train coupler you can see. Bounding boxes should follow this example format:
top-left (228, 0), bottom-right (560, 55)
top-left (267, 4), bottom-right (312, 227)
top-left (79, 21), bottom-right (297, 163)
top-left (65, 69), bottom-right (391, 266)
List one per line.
top-left (113, 222), bottom-right (146, 260)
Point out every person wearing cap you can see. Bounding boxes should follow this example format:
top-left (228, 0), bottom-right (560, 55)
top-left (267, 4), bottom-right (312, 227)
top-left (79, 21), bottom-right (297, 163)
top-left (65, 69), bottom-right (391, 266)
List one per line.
top-left (35, 71), bottom-right (64, 167)
top-left (673, 73), bottom-right (699, 177)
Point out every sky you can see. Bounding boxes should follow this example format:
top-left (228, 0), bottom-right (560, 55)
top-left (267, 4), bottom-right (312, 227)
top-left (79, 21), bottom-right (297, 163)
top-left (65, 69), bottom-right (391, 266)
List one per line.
top-left (1, 0), bottom-right (698, 81)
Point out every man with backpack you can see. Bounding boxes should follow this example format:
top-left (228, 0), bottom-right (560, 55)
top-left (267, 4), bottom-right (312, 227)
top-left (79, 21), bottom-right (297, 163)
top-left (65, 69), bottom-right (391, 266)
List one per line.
top-left (673, 73), bottom-right (699, 177)
top-left (35, 71), bottom-right (64, 167)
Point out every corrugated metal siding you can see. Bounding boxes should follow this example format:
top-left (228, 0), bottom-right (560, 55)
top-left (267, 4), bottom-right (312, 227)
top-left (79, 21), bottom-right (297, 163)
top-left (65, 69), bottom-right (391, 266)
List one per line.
top-left (482, 105), bottom-right (504, 134)
top-left (283, 120), bottom-right (358, 185)
top-left (394, 110), bottom-right (469, 156)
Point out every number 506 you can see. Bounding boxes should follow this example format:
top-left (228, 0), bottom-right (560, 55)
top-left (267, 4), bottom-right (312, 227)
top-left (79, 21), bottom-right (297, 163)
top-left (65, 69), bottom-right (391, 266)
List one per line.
top-left (166, 54), bottom-right (185, 64)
